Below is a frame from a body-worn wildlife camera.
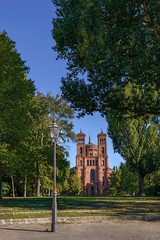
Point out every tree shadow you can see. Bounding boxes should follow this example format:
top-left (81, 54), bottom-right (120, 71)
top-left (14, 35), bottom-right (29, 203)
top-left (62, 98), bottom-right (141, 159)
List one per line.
top-left (0, 227), bottom-right (50, 233)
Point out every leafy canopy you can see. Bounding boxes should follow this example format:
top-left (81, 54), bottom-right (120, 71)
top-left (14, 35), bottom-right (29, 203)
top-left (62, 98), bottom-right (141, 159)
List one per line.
top-left (52, 0), bottom-right (160, 116)
top-left (0, 31), bottom-right (35, 144)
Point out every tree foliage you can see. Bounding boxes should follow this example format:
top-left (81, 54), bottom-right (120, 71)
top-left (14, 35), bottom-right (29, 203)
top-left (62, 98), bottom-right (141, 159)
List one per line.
top-left (107, 111), bottom-right (159, 195)
top-left (109, 163), bottom-right (139, 196)
top-left (119, 163), bottom-right (139, 195)
top-left (68, 170), bottom-right (83, 195)
top-left (0, 32), bottom-right (76, 198)
top-left (108, 166), bottom-right (121, 195)
top-left (52, 0), bottom-right (160, 116)
top-left (0, 31), bottom-right (35, 144)
top-left (0, 31), bottom-right (35, 199)
top-left (144, 170), bottom-right (160, 196)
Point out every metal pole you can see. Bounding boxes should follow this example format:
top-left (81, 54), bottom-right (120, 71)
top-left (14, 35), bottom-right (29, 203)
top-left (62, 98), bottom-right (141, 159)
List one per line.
top-left (51, 141), bottom-right (57, 232)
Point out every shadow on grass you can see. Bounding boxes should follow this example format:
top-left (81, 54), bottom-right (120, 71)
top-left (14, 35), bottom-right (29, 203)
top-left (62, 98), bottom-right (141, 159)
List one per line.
top-left (0, 196), bottom-right (159, 213)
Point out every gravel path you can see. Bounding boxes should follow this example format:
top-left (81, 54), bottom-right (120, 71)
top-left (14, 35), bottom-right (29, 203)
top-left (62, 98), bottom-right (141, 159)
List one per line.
top-left (0, 221), bottom-right (160, 240)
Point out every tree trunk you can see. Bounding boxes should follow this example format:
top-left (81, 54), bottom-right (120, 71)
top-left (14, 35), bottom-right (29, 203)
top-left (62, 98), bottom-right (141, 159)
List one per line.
top-left (11, 175), bottom-right (15, 198)
top-left (139, 173), bottom-right (145, 196)
top-left (48, 189), bottom-right (51, 196)
top-left (24, 177), bottom-right (27, 198)
top-left (0, 161), bottom-right (3, 199)
top-left (37, 177), bottom-right (40, 197)
top-left (36, 160), bottom-right (40, 197)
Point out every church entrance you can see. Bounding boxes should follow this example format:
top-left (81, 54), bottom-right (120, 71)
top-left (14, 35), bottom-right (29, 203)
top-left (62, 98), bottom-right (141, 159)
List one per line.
top-left (91, 187), bottom-right (95, 196)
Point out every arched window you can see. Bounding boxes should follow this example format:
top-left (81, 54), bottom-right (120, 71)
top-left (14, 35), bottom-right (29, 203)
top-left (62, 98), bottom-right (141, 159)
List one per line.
top-left (101, 147), bottom-right (104, 154)
top-left (80, 147), bottom-right (82, 154)
top-left (102, 160), bottom-right (104, 166)
top-left (90, 169), bottom-right (95, 183)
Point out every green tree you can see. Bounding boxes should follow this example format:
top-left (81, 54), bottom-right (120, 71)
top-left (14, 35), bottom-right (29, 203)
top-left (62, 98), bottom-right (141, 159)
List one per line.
top-left (107, 112), bottom-right (159, 196)
top-left (144, 170), bottom-right (160, 196)
top-left (13, 92), bottom-right (75, 197)
top-left (29, 92), bottom-right (75, 196)
top-left (68, 170), bottom-right (83, 195)
top-left (109, 166), bottom-right (121, 195)
top-left (119, 163), bottom-right (139, 195)
top-left (0, 32), bottom-right (35, 199)
top-left (52, 0), bottom-right (160, 116)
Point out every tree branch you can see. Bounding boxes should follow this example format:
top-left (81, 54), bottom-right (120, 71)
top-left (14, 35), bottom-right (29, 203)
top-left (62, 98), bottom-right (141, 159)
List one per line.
top-left (142, 0), bottom-right (160, 44)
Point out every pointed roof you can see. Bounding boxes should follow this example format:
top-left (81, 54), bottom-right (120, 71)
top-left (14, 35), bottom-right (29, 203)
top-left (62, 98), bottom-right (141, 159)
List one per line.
top-left (77, 128), bottom-right (85, 135)
top-left (86, 135), bottom-right (96, 147)
top-left (98, 128), bottom-right (107, 136)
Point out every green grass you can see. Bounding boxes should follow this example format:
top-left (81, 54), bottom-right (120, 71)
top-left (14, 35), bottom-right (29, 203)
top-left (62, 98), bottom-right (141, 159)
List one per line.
top-left (0, 196), bottom-right (159, 219)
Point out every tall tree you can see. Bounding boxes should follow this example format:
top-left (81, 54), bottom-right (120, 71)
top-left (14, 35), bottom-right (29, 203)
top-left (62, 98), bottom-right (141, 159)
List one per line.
top-left (0, 32), bottom-right (35, 199)
top-left (21, 92), bottom-right (75, 197)
top-left (52, 0), bottom-right (160, 116)
top-left (107, 112), bottom-right (159, 196)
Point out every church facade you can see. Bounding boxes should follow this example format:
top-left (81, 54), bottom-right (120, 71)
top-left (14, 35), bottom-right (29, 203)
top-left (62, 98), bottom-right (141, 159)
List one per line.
top-left (76, 129), bottom-right (112, 196)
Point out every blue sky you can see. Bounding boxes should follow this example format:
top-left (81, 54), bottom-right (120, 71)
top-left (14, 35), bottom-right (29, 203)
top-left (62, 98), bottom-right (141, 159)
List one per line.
top-left (0, 0), bottom-right (124, 168)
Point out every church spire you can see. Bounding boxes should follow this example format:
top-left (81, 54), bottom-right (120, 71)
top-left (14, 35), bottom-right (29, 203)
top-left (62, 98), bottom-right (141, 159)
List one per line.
top-left (89, 134), bottom-right (91, 143)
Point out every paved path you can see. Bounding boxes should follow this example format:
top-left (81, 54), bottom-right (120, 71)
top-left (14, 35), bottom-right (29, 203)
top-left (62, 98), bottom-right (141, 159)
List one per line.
top-left (0, 221), bottom-right (160, 240)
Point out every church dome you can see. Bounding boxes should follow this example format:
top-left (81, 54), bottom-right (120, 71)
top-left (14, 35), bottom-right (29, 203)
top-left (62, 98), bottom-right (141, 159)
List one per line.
top-left (86, 135), bottom-right (97, 147)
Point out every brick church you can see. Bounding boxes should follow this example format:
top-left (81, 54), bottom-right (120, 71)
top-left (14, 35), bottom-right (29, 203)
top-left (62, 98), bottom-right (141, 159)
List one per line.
top-left (75, 129), bottom-right (112, 196)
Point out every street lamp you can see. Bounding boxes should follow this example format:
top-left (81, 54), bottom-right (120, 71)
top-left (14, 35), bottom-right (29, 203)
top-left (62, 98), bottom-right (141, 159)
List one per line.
top-left (49, 119), bottom-right (60, 232)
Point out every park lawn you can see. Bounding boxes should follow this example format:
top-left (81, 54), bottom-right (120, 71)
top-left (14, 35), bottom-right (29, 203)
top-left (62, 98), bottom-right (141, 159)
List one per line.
top-left (0, 196), bottom-right (160, 219)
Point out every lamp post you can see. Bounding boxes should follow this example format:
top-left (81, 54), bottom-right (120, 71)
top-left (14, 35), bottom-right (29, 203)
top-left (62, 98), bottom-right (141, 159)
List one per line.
top-left (49, 120), bottom-right (60, 232)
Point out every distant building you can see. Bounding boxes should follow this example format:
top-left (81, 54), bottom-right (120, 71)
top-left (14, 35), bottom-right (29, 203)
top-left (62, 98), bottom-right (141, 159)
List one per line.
top-left (76, 129), bottom-right (112, 196)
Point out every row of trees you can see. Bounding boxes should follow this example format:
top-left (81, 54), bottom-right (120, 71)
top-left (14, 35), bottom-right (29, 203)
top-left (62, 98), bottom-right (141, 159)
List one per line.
top-left (109, 164), bottom-right (160, 196)
top-left (0, 32), bottom-right (76, 198)
top-left (52, 0), bottom-right (160, 196)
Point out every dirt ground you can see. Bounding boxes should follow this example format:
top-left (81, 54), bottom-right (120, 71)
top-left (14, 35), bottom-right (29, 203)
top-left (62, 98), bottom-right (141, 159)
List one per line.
top-left (0, 221), bottom-right (160, 240)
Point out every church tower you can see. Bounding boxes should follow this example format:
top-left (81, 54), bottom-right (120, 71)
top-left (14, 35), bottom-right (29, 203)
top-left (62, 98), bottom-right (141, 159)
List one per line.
top-left (76, 129), bottom-right (112, 196)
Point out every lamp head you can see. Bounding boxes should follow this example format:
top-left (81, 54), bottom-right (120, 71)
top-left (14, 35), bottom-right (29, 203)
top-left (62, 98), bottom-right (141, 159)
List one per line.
top-left (49, 120), bottom-right (60, 141)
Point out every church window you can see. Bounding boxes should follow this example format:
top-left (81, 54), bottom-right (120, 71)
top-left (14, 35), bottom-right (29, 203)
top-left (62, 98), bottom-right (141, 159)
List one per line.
top-left (101, 147), bottom-right (104, 154)
top-left (80, 160), bottom-right (82, 166)
top-left (102, 160), bottom-right (104, 166)
top-left (80, 147), bottom-right (83, 154)
top-left (87, 160), bottom-right (89, 166)
top-left (90, 160), bottom-right (92, 166)
top-left (90, 169), bottom-right (95, 183)
top-left (93, 160), bottom-right (95, 166)
top-left (78, 139), bottom-right (84, 144)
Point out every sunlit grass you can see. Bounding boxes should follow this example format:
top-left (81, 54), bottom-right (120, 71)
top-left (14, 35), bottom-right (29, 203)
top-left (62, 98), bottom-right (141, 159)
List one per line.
top-left (0, 196), bottom-right (159, 219)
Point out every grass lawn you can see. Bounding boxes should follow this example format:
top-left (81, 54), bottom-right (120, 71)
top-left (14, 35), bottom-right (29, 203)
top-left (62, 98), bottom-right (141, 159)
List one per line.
top-left (0, 196), bottom-right (160, 219)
